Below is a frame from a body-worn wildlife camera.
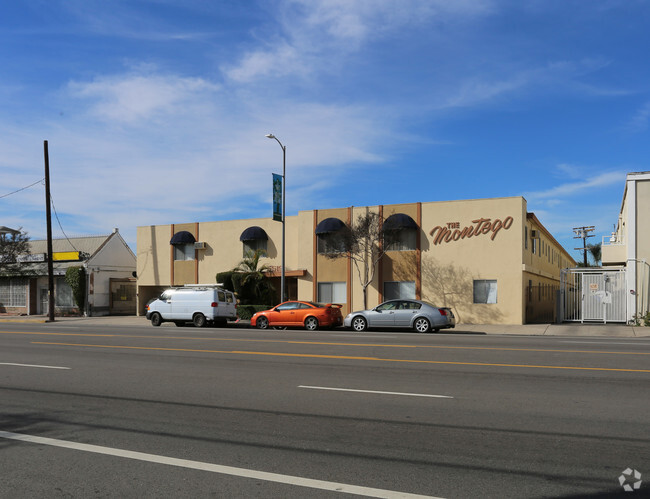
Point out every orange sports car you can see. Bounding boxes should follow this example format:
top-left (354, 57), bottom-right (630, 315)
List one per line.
top-left (250, 301), bottom-right (343, 331)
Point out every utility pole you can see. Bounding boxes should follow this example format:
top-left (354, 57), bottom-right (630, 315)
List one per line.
top-left (44, 140), bottom-right (55, 322)
top-left (573, 225), bottom-right (595, 267)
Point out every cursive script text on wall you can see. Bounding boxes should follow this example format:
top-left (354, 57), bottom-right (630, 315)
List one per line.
top-left (429, 217), bottom-right (514, 245)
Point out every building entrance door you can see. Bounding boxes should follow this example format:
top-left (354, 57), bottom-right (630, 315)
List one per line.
top-left (39, 288), bottom-right (48, 315)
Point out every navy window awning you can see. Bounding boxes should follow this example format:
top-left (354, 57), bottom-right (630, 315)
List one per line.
top-left (315, 217), bottom-right (346, 235)
top-left (240, 226), bottom-right (268, 242)
top-left (384, 213), bottom-right (418, 230)
top-left (170, 231), bottom-right (196, 245)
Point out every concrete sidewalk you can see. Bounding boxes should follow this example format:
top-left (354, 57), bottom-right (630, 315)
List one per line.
top-left (0, 314), bottom-right (647, 337)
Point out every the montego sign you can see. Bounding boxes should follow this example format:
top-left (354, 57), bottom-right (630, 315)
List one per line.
top-left (429, 217), bottom-right (514, 245)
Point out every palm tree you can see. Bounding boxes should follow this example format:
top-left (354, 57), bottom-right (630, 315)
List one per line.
top-left (232, 249), bottom-right (275, 304)
top-left (587, 243), bottom-right (602, 267)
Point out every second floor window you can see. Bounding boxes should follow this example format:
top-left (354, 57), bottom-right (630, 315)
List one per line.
top-left (174, 243), bottom-right (195, 261)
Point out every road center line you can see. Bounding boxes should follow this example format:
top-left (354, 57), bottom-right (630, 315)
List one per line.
top-left (30, 342), bottom-right (650, 373)
top-left (0, 362), bottom-right (70, 370)
top-left (4, 331), bottom-right (647, 355)
top-left (299, 386), bottom-right (453, 398)
top-left (0, 431), bottom-right (440, 499)
top-left (560, 341), bottom-right (650, 346)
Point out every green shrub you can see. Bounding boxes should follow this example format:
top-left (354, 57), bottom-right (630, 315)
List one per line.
top-left (236, 304), bottom-right (271, 320)
top-left (64, 266), bottom-right (85, 312)
top-left (216, 271), bottom-right (234, 292)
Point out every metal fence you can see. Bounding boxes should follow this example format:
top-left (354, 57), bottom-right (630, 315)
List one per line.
top-left (560, 268), bottom-right (627, 323)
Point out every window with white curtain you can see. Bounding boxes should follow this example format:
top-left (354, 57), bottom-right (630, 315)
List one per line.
top-left (473, 280), bottom-right (497, 304)
top-left (0, 278), bottom-right (27, 307)
top-left (317, 282), bottom-right (346, 303)
top-left (383, 281), bottom-right (416, 300)
top-left (55, 277), bottom-right (75, 307)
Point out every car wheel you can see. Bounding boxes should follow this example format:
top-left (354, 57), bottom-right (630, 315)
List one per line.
top-left (351, 316), bottom-right (367, 332)
top-left (150, 313), bottom-right (162, 327)
top-left (193, 313), bottom-right (207, 328)
top-left (414, 317), bottom-right (430, 333)
top-left (304, 317), bottom-right (319, 331)
top-left (256, 316), bottom-right (269, 330)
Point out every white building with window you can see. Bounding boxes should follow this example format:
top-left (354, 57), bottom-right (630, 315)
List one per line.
top-left (0, 229), bottom-right (136, 316)
top-left (137, 197), bottom-right (574, 324)
top-left (601, 171), bottom-right (650, 323)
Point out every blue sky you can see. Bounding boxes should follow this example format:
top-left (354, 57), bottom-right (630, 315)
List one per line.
top-left (1, 1), bottom-right (648, 260)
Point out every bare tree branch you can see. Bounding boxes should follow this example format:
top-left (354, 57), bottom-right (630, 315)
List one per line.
top-left (322, 212), bottom-right (398, 309)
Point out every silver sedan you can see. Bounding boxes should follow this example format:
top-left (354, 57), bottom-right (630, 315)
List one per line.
top-left (344, 299), bottom-right (456, 333)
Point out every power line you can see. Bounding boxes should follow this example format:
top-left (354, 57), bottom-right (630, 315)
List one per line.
top-left (0, 178), bottom-right (44, 199)
top-left (1, 174), bottom-right (80, 254)
top-left (50, 195), bottom-right (79, 253)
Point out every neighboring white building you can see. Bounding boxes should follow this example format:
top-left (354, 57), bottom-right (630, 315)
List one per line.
top-left (0, 228), bottom-right (136, 316)
top-left (601, 171), bottom-right (650, 323)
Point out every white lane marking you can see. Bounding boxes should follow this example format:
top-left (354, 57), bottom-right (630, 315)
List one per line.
top-left (0, 362), bottom-right (70, 370)
top-left (559, 341), bottom-right (650, 346)
top-left (299, 386), bottom-right (453, 399)
top-left (0, 431), bottom-right (441, 499)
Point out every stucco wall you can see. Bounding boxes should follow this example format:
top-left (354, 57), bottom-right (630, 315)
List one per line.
top-left (136, 196), bottom-right (574, 324)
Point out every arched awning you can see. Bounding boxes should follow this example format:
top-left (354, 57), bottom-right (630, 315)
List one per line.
top-left (384, 213), bottom-right (418, 231)
top-left (170, 231), bottom-right (196, 245)
top-left (240, 226), bottom-right (268, 242)
top-left (315, 217), bottom-right (345, 235)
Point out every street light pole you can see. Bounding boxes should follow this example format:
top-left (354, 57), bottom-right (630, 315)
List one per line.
top-left (266, 134), bottom-right (286, 302)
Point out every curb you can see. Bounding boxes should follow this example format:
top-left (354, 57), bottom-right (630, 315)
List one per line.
top-left (0, 316), bottom-right (646, 337)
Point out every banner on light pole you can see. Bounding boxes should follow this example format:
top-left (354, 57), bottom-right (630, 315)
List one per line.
top-left (272, 173), bottom-right (283, 222)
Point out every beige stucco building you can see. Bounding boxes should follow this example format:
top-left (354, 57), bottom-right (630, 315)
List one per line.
top-left (601, 171), bottom-right (650, 322)
top-left (137, 196), bottom-right (574, 324)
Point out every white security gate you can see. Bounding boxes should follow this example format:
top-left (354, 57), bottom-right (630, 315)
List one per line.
top-left (560, 268), bottom-right (627, 323)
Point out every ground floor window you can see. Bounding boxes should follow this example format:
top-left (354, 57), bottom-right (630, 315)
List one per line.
top-left (0, 277), bottom-right (27, 307)
top-left (317, 282), bottom-right (346, 303)
top-left (473, 279), bottom-right (497, 303)
top-left (55, 277), bottom-right (75, 307)
top-left (383, 281), bottom-right (415, 300)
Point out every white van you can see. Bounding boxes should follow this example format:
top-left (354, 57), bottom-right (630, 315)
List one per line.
top-left (146, 285), bottom-right (237, 327)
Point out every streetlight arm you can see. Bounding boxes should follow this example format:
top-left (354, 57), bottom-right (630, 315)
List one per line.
top-left (265, 133), bottom-right (285, 151)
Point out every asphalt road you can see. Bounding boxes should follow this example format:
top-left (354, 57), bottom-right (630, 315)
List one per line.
top-left (0, 322), bottom-right (648, 498)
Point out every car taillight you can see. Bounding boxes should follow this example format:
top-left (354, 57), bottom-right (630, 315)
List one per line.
top-left (439, 309), bottom-right (448, 316)
top-left (211, 302), bottom-right (218, 307)
top-left (325, 307), bottom-right (331, 315)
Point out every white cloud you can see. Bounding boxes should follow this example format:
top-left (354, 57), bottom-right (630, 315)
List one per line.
top-left (224, 43), bottom-right (305, 83)
top-left (223, 0), bottom-right (493, 83)
top-left (68, 72), bottom-right (220, 124)
top-left (628, 101), bottom-right (650, 132)
top-left (525, 170), bottom-right (627, 202)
